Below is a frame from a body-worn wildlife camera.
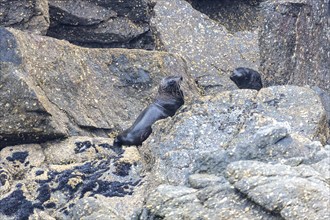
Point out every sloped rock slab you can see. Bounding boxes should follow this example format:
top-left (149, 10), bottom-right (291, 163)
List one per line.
top-left (0, 0), bottom-right (49, 35)
top-left (226, 159), bottom-right (330, 219)
top-left (141, 85), bottom-right (328, 185)
top-left (0, 137), bottom-right (145, 220)
top-left (0, 27), bottom-right (198, 147)
top-left (151, 0), bottom-right (260, 94)
top-left (142, 179), bottom-right (282, 219)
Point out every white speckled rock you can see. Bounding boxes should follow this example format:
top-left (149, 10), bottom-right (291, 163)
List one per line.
top-left (142, 85), bottom-right (329, 186)
top-left (226, 159), bottom-right (330, 220)
top-left (151, 0), bottom-right (260, 94)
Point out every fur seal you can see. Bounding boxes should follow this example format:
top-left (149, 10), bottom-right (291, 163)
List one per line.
top-left (230, 67), bottom-right (263, 90)
top-left (113, 76), bottom-right (184, 147)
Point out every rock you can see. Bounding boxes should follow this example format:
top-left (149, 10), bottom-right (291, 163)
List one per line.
top-left (0, 0), bottom-right (49, 35)
top-left (0, 137), bottom-right (146, 220)
top-left (187, 0), bottom-right (263, 32)
top-left (256, 86), bottom-right (329, 142)
top-left (151, 0), bottom-right (260, 94)
top-left (141, 85), bottom-right (329, 185)
top-left (0, 27), bottom-right (198, 148)
top-left (312, 86), bottom-right (330, 143)
top-left (142, 182), bottom-right (281, 219)
top-left (226, 159), bottom-right (330, 219)
top-left (47, 0), bottom-right (155, 49)
top-left (188, 174), bottom-right (226, 189)
top-left (259, 0), bottom-right (329, 94)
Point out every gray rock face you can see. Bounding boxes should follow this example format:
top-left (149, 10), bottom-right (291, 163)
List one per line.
top-left (0, 27), bottom-right (198, 148)
top-left (141, 85), bottom-right (329, 185)
top-left (140, 85), bottom-right (329, 220)
top-left (142, 181), bottom-right (282, 220)
top-left (151, 0), bottom-right (260, 94)
top-left (47, 0), bottom-right (155, 49)
top-left (0, 0), bottom-right (49, 35)
top-left (226, 159), bottom-right (330, 219)
top-left (259, 0), bottom-right (329, 93)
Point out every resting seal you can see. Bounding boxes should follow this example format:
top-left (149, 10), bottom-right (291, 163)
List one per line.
top-left (113, 76), bottom-right (184, 147)
top-left (230, 67), bottom-right (263, 90)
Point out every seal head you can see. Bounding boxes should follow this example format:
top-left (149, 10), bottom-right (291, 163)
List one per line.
top-left (113, 75), bottom-right (184, 147)
top-left (230, 67), bottom-right (263, 90)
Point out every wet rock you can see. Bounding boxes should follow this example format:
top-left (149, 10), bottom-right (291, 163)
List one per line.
top-left (47, 0), bottom-right (155, 49)
top-left (0, 0), bottom-right (49, 35)
top-left (0, 137), bottom-right (146, 220)
top-left (141, 85), bottom-right (328, 185)
top-left (226, 159), bottom-right (330, 219)
top-left (0, 27), bottom-right (198, 148)
top-left (43, 136), bottom-right (120, 165)
top-left (259, 0), bottom-right (329, 94)
top-left (151, 0), bottom-right (260, 94)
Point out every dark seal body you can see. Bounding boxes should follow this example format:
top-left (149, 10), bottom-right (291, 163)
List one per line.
top-left (113, 76), bottom-right (184, 147)
top-left (230, 67), bottom-right (263, 90)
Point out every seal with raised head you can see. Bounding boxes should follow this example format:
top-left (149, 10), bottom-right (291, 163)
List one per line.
top-left (113, 75), bottom-right (184, 147)
top-left (230, 67), bottom-right (263, 90)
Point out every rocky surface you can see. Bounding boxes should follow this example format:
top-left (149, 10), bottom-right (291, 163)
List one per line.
top-left (1, 85), bottom-right (329, 219)
top-left (0, 27), bottom-right (198, 148)
top-left (0, 137), bottom-right (146, 219)
top-left (47, 0), bottom-right (155, 49)
top-left (259, 0), bottom-right (329, 93)
top-left (151, 0), bottom-right (260, 94)
top-left (227, 158), bottom-right (330, 219)
top-left (0, 0), bottom-right (49, 35)
top-left (140, 86), bottom-right (329, 219)
top-left (142, 179), bottom-right (282, 220)
top-left (0, 0), bottom-right (329, 219)
top-left (141, 85), bottom-right (328, 185)
top-left (188, 0), bottom-right (263, 32)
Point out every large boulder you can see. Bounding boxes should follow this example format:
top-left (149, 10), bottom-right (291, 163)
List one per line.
top-left (259, 0), bottom-right (329, 93)
top-left (141, 85), bottom-right (329, 186)
top-left (139, 85), bottom-right (329, 219)
top-left (0, 0), bottom-right (49, 34)
top-left (0, 27), bottom-right (198, 148)
top-left (47, 0), bottom-right (155, 49)
top-left (151, 0), bottom-right (260, 94)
